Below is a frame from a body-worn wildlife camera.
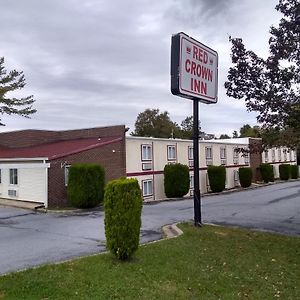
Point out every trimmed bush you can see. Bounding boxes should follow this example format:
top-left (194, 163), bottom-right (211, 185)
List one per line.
top-left (290, 165), bottom-right (299, 179)
top-left (260, 164), bottom-right (274, 183)
top-left (104, 178), bottom-right (142, 260)
top-left (207, 165), bottom-right (226, 193)
top-left (67, 164), bottom-right (105, 208)
top-left (238, 167), bottom-right (252, 188)
top-left (279, 164), bottom-right (290, 180)
top-left (164, 163), bottom-right (190, 198)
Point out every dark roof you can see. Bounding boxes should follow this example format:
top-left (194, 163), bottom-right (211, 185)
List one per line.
top-left (0, 137), bottom-right (122, 160)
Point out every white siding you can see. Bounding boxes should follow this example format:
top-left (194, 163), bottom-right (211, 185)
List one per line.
top-left (0, 162), bottom-right (48, 206)
top-left (126, 137), bottom-right (248, 200)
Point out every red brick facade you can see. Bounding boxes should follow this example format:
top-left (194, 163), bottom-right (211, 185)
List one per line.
top-left (48, 138), bottom-right (126, 207)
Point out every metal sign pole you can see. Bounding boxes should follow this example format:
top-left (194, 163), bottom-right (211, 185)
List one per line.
top-left (193, 99), bottom-right (202, 226)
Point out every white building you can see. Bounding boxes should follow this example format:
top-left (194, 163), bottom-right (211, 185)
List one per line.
top-left (126, 136), bottom-right (297, 201)
top-left (0, 126), bottom-right (297, 207)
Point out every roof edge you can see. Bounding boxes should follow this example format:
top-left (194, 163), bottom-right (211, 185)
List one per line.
top-left (48, 137), bottom-right (123, 160)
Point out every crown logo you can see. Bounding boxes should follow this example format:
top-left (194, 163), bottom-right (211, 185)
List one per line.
top-left (186, 46), bottom-right (191, 54)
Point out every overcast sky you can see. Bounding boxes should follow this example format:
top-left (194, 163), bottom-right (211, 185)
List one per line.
top-left (1, 0), bottom-right (281, 136)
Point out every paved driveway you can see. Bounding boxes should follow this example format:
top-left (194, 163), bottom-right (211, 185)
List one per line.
top-left (0, 180), bottom-right (299, 275)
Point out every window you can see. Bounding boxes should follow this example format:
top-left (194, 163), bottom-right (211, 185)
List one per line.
top-left (244, 152), bottom-right (249, 165)
top-left (264, 150), bottom-right (268, 163)
top-left (290, 150), bottom-right (293, 161)
top-left (190, 174), bottom-right (194, 189)
top-left (283, 149), bottom-right (287, 161)
top-left (142, 163), bottom-right (152, 171)
top-left (220, 147), bottom-right (226, 165)
top-left (64, 165), bottom-right (70, 186)
top-left (278, 148), bottom-right (281, 161)
top-left (205, 147), bottom-right (213, 159)
top-left (188, 146), bottom-right (193, 160)
top-left (272, 149), bottom-right (275, 162)
top-left (234, 170), bottom-right (239, 181)
top-left (142, 180), bottom-right (153, 197)
top-left (141, 144), bottom-right (152, 161)
top-left (220, 147), bottom-right (226, 159)
top-left (205, 146), bottom-right (213, 165)
top-left (167, 145), bottom-right (176, 160)
top-left (233, 148), bottom-right (239, 165)
top-left (9, 169), bottom-right (18, 185)
top-left (234, 170), bottom-right (239, 187)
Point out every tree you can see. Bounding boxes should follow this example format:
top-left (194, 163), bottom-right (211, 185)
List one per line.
top-left (225, 0), bottom-right (300, 147)
top-left (179, 116), bottom-right (193, 139)
top-left (178, 116), bottom-right (203, 139)
top-left (239, 124), bottom-right (261, 138)
top-left (232, 130), bottom-right (239, 138)
top-left (0, 57), bottom-right (36, 126)
top-left (219, 134), bottom-right (230, 139)
top-left (131, 110), bottom-right (206, 139)
top-left (131, 108), bottom-right (180, 138)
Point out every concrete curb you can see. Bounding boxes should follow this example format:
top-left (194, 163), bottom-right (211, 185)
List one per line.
top-left (161, 223), bottom-right (183, 239)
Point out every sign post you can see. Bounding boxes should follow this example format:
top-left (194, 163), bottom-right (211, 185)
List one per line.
top-left (171, 32), bottom-right (218, 226)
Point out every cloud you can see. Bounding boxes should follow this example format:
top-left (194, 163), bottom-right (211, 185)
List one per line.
top-left (0, 0), bottom-right (281, 136)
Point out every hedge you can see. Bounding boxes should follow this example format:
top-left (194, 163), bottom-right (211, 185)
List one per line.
top-left (164, 163), bottom-right (190, 198)
top-left (279, 164), bottom-right (290, 180)
top-left (238, 167), bottom-right (252, 188)
top-left (207, 165), bottom-right (226, 193)
top-left (290, 165), bottom-right (299, 179)
top-left (260, 164), bottom-right (274, 183)
top-left (67, 164), bottom-right (105, 208)
top-left (104, 178), bottom-right (142, 260)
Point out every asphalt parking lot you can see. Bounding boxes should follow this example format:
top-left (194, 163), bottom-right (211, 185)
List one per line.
top-left (0, 180), bottom-right (299, 275)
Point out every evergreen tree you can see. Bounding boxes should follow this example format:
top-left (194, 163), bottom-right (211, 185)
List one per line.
top-left (0, 57), bottom-right (36, 126)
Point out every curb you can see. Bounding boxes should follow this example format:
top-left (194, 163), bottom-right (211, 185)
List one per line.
top-left (144, 178), bottom-right (300, 205)
top-left (161, 223), bottom-right (183, 239)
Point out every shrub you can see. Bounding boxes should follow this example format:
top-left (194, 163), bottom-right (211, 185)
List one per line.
top-left (290, 165), bottom-right (299, 179)
top-left (238, 167), bottom-right (252, 188)
top-left (67, 164), bottom-right (105, 208)
top-left (104, 178), bottom-right (142, 260)
top-left (260, 164), bottom-right (274, 183)
top-left (279, 164), bottom-right (290, 180)
top-left (207, 165), bottom-right (226, 193)
top-left (164, 163), bottom-right (190, 198)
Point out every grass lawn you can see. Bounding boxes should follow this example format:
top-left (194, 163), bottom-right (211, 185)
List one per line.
top-left (0, 224), bottom-right (299, 299)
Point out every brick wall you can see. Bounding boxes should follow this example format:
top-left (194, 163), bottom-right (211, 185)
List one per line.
top-left (48, 137), bottom-right (126, 207)
top-left (0, 125), bottom-right (126, 148)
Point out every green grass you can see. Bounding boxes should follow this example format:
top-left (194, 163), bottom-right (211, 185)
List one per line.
top-left (0, 224), bottom-right (299, 299)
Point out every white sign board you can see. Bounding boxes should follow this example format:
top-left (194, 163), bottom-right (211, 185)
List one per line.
top-left (171, 32), bottom-right (218, 104)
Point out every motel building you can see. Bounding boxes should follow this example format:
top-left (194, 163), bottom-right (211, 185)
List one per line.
top-left (0, 125), bottom-right (297, 208)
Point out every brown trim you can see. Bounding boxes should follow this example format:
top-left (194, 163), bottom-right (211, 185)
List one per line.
top-left (127, 170), bottom-right (163, 176)
top-left (127, 164), bottom-right (248, 177)
top-left (268, 160), bottom-right (296, 165)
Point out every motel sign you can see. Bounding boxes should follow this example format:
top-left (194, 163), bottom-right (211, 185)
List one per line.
top-left (171, 32), bottom-right (218, 104)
